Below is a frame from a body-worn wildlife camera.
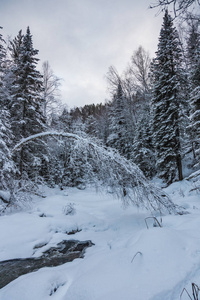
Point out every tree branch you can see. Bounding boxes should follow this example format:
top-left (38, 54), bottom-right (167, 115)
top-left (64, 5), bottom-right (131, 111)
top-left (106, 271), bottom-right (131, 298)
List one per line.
top-left (12, 131), bottom-right (183, 213)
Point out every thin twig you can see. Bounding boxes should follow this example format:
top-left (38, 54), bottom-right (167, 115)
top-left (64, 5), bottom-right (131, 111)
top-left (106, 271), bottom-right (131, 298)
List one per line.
top-left (145, 217), bottom-right (162, 229)
top-left (131, 251), bottom-right (142, 263)
top-left (192, 283), bottom-right (200, 300)
top-left (180, 287), bottom-right (193, 300)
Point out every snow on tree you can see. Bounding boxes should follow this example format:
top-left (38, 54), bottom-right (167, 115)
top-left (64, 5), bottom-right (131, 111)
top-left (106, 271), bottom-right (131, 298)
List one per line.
top-left (9, 27), bottom-right (48, 181)
top-left (13, 131), bottom-right (181, 214)
top-left (187, 20), bottom-right (200, 165)
top-left (0, 27), bottom-right (16, 204)
top-left (186, 19), bottom-right (200, 67)
top-left (9, 29), bottom-right (24, 63)
top-left (151, 10), bottom-right (184, 185)
top-left (106, 47), bottom-right (151, 125)
top-left (105, 47), bottom-right (153, 171)
top-left (131, 104), bottom-right (156, 178)
top-left (58, 108), bottom-right (72, 132)
top-left (0, 27), bottom-right (6, 75)
top-left (0, 109), bottom-right (16, 202)
top-left (107, 82), bottom-right (133, 159)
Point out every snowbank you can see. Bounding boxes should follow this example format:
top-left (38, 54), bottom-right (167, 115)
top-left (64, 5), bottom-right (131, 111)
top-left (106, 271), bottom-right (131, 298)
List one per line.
top-left (0, 180), bottom-right (199, 300)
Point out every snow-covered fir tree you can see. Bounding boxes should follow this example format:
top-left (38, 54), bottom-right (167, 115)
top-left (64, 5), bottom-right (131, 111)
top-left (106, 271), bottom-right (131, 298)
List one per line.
top-left (107, 82), bottom-right (133, 159)
top-left (58, 108), bottom-right (72, 132)
top-left (131, 103), bottom-right (156, 178)
top-left (0, 27), bottom-right (6, 78)
top-left (0, 108), bottom-right (16, 199)
top-left (187, 21), bottom-right (200, 165)
top-left (151, 10), bottom-right (184, 185)
top-left (0, 27), bottom-right (16, 201)
top-left (9, 29), bottom-right (24, 63)
top-left (9, 27), bottom-right (48, 181)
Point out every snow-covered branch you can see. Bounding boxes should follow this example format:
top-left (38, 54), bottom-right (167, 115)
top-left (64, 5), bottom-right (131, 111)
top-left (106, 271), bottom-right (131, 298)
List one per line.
top-left (12, 131), bottom-right (80, 152)
top-left (13, 131), bottom-right (179, 213)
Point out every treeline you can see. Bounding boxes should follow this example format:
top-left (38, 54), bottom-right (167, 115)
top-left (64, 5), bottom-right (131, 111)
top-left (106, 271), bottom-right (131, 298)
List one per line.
top-left (0, 10), bottom-right (200, 208)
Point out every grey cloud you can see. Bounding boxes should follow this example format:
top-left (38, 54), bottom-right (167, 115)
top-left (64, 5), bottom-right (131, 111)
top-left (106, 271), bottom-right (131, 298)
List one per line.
top-left (0, 0), bottom-right (163, 108)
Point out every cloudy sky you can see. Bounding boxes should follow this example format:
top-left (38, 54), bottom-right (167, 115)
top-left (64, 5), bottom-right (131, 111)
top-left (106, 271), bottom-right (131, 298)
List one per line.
top-left (0, 0), bottom-right (164, 108)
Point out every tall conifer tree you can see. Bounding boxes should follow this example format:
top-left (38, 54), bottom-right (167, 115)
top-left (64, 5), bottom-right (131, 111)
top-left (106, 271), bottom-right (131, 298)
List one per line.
top-left (9, 27), bottom-right (47, 180)
top-left (151, 10), bottom-right (183, 184)
top-left (187, 21), bottom-right (200, 164)
top-left (0, 27), bottom-right (16, 198)
top-left (107, 82), bottom-right (133, 159)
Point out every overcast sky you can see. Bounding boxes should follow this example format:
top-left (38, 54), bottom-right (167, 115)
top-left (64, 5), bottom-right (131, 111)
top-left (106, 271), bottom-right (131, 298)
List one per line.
top-left (0, 0), bottom-right (164, 108)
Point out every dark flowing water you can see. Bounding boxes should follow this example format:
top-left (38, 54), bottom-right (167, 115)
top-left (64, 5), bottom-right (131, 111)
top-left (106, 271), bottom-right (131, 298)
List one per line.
top-left (0, 239), bottom-right (94, 289)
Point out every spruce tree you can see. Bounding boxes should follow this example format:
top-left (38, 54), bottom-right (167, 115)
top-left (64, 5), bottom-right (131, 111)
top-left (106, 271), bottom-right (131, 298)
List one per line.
top-left (107, 82), bottom-right (133, 159)
top-left (9, 29), bottom-right (24, 63)
top-left (187, 21), bottom-right (200, 164)
top-left (131, 104), bottom-right (156, 178)
top-left (0, 27), bottom-right (6, 76)
top-left (9, 27), bottom-right (47, 181)
top-left (151, 10), bottom-right (184, 184)
top-left (0, 27), bottom-right (16, 200)
top-left (0, 108), bottom-right (16, 197)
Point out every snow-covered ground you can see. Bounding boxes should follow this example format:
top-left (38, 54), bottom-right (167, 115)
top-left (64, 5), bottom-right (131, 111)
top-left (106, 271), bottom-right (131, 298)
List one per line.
top-left (0, 179), bottom-right (200, 300)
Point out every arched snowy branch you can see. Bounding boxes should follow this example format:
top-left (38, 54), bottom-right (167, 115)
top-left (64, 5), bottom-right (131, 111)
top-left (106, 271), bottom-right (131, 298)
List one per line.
top-left (12, 131), bottom-right (83, 152)
top-left (13, 131), bottom-right (180, 214)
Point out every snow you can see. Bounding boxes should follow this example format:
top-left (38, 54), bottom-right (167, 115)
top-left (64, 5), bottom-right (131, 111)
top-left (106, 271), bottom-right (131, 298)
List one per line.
top-left (0, 180), bottom-right (200, 300)
top-left (13, 131), bottom-right (91, 152)
top-left (12, 131), bottom-right (177, 213)
top-left (0, 190), bottom-right (10, 203)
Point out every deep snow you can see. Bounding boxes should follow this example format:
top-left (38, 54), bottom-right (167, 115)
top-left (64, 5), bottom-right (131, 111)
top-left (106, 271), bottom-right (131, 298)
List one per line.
top-left (0, 179), bottom-right (200, 300)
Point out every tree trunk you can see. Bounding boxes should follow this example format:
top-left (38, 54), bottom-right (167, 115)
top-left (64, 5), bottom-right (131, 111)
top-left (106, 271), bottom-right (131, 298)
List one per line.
top-left (192, 141), bottom-right (196, 159)
top-left (176, 154), bottom-right (183, 181)
top-left (19, 147), bottom-right (24, 181)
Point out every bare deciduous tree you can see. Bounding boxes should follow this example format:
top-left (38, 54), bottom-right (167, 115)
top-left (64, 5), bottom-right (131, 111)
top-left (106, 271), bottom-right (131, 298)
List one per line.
top-left (106, 65), bottom-right (121, 96)
top-left (41, 61), bottom-right (62, 121)
top-left (106, 47), bottom-right (151, 99)
top-left (150, 0), bottom-right (200, 17)
top-left (126, 46), bottom-right (151, 95)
